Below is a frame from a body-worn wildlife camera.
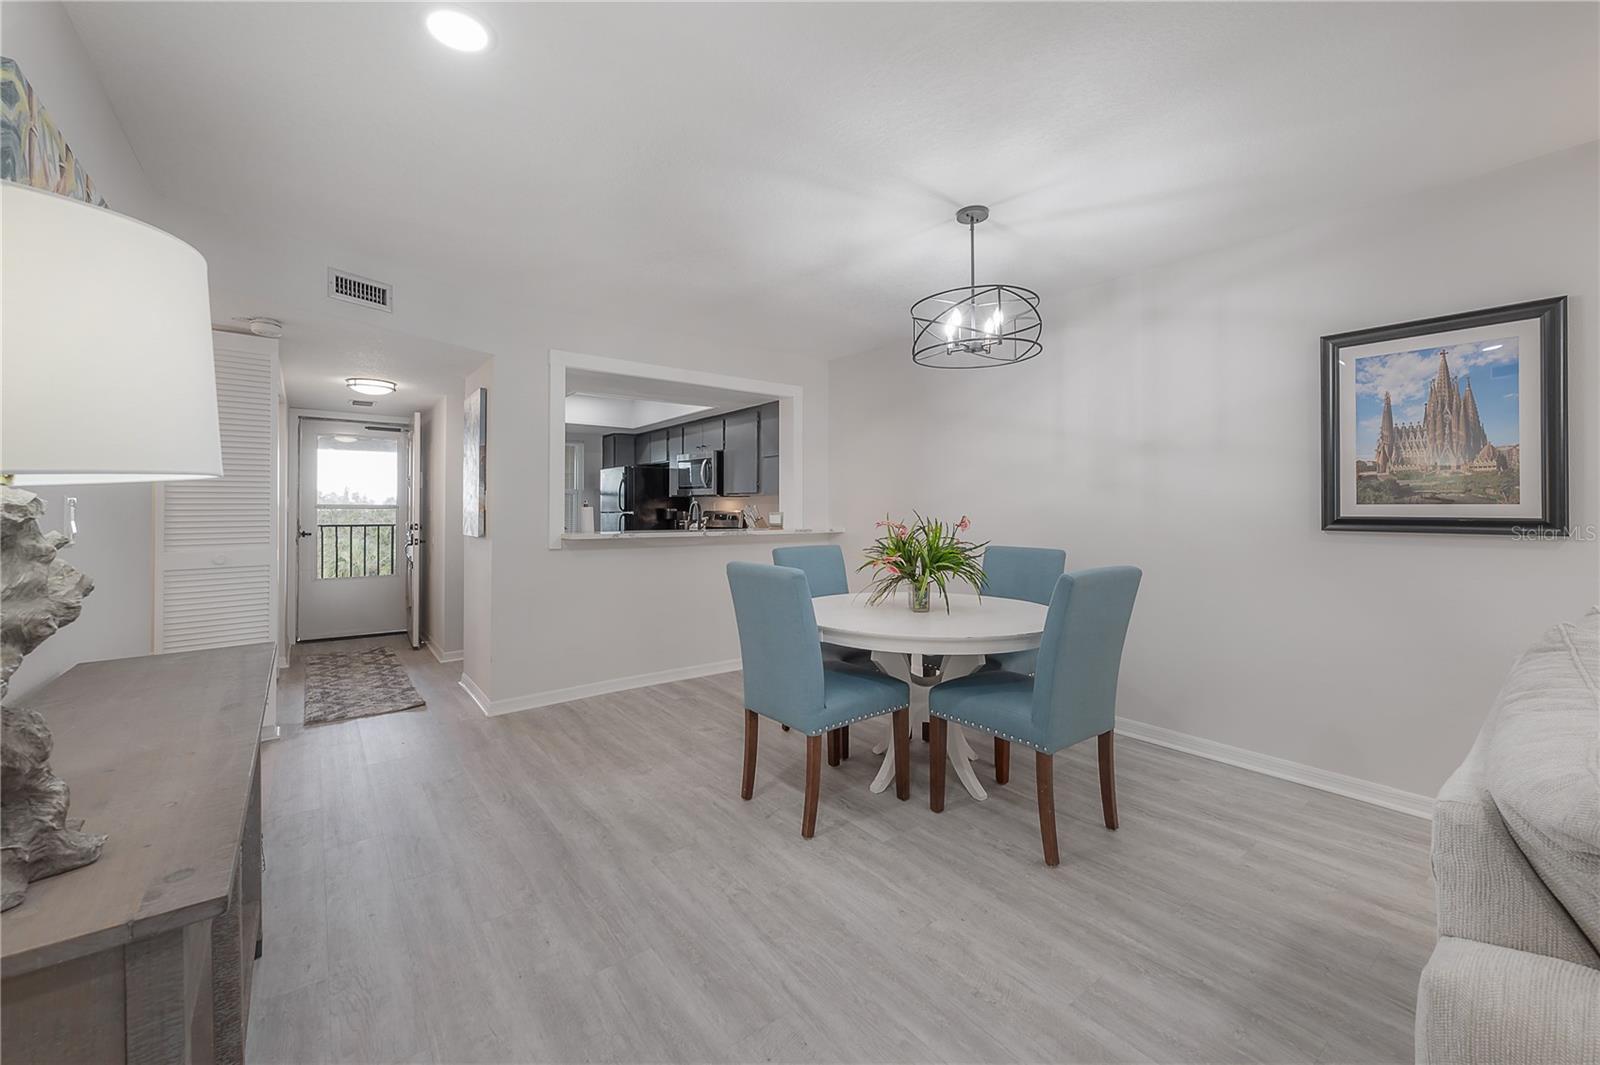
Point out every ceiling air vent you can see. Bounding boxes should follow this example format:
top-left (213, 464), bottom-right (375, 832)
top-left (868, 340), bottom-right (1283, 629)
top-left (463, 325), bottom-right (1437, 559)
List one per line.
top-left (327, 268), bottom-right (392, 312)
top-left (350, 399), bottom-right (376, 408)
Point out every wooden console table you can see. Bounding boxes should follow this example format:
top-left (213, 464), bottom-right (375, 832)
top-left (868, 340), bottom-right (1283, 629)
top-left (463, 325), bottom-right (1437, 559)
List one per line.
top-left (2, 643), bottom-right (276, 1064)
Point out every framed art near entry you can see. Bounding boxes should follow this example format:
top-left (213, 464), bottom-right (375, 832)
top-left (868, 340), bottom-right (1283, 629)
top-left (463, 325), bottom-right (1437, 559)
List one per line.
top-left (1321, 296), bottom-right (1567, 535)
top-left (464, 386), bottom-right (487, 537)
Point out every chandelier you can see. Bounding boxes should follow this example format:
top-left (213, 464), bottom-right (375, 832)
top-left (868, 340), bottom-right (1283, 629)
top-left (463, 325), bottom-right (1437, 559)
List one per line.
top-left (910, 205), bottom-right (1042, 368)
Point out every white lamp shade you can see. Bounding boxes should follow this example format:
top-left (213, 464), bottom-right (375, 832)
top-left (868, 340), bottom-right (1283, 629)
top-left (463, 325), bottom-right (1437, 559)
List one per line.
top-left (2, 183), bottom-right (222, 485)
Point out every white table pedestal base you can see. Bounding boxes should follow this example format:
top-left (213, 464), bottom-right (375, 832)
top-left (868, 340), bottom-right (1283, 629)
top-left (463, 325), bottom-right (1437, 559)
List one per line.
top-left (867, 653), bottom-right (988, 801)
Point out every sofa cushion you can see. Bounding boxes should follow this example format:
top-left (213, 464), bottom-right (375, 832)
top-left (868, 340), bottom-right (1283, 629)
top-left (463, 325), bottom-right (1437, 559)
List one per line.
top-left (1484, 607), bottom-right (1600, 958)
top-left (1416, 936), bottom-right (1600, 1065)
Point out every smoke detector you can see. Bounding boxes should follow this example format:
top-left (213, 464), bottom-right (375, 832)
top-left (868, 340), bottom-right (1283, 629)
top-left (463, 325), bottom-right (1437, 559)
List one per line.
top-left (230, 315), bottom-right (284, 338)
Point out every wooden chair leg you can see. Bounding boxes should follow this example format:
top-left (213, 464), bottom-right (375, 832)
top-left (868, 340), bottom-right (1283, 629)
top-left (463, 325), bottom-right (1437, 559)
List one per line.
top-left (929, 716), bottom-right (947, 812)
top-left (841, 725), bottom-right (849, 760)
top-left (921, 722), bottom-right (930, 743)
top-left (741, 710), bottom-right (759, 800)
top-left (827, 728), bottom-right (841, 767)
top-left (1098, 730), bottom-right (1119, 830)
top-left (891, 708), bottom-right (911, 801)
top-left (802, 735), bottom-right (822, 838)
top-left (994, 737), bottom-right (1010, 784)
top-left (1036, 751), bottom-right (1060, 867)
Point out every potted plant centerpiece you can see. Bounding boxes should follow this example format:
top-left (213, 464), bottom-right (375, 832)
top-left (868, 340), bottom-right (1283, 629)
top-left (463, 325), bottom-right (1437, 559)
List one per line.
top-left (859, 514), bottom-right (987, 612)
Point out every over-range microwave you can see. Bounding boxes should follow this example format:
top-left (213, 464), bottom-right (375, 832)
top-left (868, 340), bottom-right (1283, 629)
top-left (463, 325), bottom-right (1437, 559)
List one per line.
top-left (672, 450), bottom-right (721, 496)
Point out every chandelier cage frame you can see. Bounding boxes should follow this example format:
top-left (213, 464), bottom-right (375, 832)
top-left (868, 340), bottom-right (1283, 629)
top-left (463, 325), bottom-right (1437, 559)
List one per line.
top-left (910, 205), bottom-right (1043, 369)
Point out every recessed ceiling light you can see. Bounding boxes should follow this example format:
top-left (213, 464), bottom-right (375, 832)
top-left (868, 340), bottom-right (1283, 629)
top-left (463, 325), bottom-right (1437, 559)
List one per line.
top-left (346, 378), bottom-right (396, 396)
top-left (426, 9), bottom-right (491, 53)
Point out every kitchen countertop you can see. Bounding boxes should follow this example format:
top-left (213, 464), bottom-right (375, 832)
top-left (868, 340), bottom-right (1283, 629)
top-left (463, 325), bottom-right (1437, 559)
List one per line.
top-left (560, 528), bottom-right (843, 543)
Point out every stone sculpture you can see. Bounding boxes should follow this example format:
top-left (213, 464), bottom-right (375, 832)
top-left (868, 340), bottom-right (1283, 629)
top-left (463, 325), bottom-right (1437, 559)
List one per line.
top-left (1, 485), bottom-right (103, 911)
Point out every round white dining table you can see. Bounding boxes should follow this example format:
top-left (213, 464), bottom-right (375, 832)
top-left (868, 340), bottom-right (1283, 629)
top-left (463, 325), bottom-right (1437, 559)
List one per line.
top-left (811, 592), bottom-right (1048, 801)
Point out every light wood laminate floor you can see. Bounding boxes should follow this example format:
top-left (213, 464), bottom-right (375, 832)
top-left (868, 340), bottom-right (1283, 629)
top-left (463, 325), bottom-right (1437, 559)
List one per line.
top-left (248, 637), bottom-right (1434, 1064)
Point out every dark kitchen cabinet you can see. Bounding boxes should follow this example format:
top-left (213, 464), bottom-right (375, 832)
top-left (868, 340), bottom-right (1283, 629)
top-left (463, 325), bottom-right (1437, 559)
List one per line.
top-left (698, 417), bottom-right (724, 450)
top-left (760, 455), bottom-right (780, 495)
top-left (723, 408), bottom-right (759, 495)
top-left (758, 402), bottom-right (780, 458)
top-left (646, 430), bottom-right (668, 464)
top-left (668, 425), bottom-right (684, 460)
top-left (636, 430), bottom-right (667, 465)
top-left (602, 434), bottom-right (635, 468)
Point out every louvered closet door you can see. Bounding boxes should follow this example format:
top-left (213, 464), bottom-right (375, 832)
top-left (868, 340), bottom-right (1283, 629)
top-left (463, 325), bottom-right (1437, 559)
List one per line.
top-left (155, 332), bottom-right (280, 654)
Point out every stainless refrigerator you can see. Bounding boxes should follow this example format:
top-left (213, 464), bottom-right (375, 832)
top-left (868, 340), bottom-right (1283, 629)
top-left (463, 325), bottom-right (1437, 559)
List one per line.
top-left (598, 465), bottom-right (674, 531)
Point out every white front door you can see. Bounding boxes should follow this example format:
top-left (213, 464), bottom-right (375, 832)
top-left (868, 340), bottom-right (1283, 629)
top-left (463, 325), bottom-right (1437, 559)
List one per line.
top-left (296, 419), bottom-right (410, 641)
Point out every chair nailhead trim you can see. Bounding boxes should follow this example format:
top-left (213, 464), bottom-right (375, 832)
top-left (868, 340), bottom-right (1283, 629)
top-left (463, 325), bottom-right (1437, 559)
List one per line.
top-left (932, 712), bottom-right (1049, 753)
top-left (800, 702), bottom-right (910, 737)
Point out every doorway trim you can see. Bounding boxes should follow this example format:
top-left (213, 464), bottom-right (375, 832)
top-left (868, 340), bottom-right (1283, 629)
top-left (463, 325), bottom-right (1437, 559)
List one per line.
top-left (287, 407), bottom-right (412, 644)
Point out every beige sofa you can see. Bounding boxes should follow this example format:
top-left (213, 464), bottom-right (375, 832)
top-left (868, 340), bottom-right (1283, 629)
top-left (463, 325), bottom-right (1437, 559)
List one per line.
top-left (1416, 608), bottom-right (1600, 1064)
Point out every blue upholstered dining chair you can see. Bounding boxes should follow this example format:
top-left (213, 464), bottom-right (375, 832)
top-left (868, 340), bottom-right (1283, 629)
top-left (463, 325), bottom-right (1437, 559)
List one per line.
top-left (980, 545), bottom-right (1066, 676)
top-left (771, 545), bottom-right (874, 760)
top-left (928, 566), bottom-right (1142, 866)
top-left (727, 562), bottom-right (913, 837)
top-left (770, 544), bottom-right (850, 597)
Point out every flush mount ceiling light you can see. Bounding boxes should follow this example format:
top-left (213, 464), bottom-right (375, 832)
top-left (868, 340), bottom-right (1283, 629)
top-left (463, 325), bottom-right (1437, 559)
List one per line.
top-left (425, 8), bottom-right (491, 52)
top-left (910, 206), bottom-right (1042, 369)
top-left (345, 378), bottom-right (396, 396)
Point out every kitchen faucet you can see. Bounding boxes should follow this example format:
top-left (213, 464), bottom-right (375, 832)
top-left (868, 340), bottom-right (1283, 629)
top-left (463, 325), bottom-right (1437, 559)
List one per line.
top-left (688, 499), bottom-right (702, 530)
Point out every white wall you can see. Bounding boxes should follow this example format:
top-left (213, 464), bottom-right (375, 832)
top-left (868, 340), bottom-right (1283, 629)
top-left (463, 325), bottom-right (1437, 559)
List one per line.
top-left (460, 333), bottom-right (836, 712)
top-left (421, 394), bottom-right (465, 657)
top-left (830, 143), bottom-right (1599, 800)
top-left (2, 4), bottom-right (164, 700)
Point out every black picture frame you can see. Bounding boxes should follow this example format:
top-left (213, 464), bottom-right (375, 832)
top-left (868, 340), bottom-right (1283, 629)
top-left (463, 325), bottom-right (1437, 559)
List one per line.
top-left (1321, 296), bottom-right (1568, 535)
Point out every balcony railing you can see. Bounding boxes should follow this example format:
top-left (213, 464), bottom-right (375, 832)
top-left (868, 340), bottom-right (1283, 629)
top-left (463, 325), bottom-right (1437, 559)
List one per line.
top-left (317, 523), bottom-right (396, 579)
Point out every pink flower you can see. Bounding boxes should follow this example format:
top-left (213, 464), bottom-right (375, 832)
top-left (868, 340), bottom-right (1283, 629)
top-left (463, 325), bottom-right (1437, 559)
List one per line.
top-left (957, 515), bottom-right (970, 532)
top-left (895, 523), bottom-right (909, 537)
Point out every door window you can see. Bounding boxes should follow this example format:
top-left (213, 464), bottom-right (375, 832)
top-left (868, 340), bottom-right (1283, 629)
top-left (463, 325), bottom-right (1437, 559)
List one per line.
top-left (315, 434), bottom-right (399, 579)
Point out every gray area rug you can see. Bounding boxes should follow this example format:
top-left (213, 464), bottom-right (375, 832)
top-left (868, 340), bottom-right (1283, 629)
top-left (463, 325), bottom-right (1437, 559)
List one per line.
top-left (303, 646), bottom-right (426, 726)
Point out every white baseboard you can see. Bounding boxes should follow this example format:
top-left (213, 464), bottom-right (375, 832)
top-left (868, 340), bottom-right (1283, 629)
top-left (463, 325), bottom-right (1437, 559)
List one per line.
top-left (1117, 718), bottom-right (1433, 820)
top-left (459, 659), bottom-right (742, 718)
top-left (458, 672), bottom-right (493, 715)
top-left (425, 639), bottom-right (464, 664)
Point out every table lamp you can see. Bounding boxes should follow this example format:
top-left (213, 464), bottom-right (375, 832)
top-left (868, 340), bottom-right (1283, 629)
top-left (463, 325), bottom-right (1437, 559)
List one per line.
top-left (0, 182), bottom-right (221, 910)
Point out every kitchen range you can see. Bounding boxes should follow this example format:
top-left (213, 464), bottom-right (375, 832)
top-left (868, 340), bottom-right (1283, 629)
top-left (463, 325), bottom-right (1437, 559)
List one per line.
top-left (596, 400), bottom-right (779, 532)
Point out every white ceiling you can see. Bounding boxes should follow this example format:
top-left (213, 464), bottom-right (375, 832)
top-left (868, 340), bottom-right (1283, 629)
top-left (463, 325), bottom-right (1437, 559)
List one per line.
top-left (564, 367), bottom-right (777, 431)
top-left (263, 313), bottom-right (490, 416)
top-left (67, 2), bottom-right (1599, 378)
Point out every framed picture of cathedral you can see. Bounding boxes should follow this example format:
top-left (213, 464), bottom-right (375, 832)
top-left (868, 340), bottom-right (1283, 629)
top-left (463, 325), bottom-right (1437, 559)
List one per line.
top-left (1321, 296), bottom-right (1567, 535)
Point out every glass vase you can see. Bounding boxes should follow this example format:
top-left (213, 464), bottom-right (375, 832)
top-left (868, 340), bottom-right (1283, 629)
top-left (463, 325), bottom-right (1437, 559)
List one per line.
top-left (908, 583), bottom-right (931, 613)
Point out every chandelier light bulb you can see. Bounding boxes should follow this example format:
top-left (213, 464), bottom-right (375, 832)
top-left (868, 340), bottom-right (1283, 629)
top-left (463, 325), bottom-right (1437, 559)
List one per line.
top-left (944, 307), bottom-right (961, 341)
